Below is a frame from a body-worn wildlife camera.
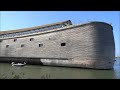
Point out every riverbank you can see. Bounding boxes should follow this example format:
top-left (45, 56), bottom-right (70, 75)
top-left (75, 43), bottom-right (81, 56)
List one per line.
top-left (0, 58), bottom-right (120, 79)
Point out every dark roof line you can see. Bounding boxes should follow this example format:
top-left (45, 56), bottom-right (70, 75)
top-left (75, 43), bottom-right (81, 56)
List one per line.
top-left (0, 20), bottom-right (72, 35)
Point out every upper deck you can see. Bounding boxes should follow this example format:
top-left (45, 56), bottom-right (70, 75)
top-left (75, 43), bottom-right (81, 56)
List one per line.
top-left (0, 20), bottom-right (112, 40)
top-left (0, 20), bottom-right (72, 39)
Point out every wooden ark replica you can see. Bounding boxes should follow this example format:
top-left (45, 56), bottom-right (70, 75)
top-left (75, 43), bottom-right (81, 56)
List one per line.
top-left (0, 20), bottom-right (115, 69)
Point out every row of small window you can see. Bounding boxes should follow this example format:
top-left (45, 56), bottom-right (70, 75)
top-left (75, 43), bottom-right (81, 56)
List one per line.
top-left (13, 38), bottom-right (34, 42)
top-left (6, 43), bottom-right (43, 48)
top-left (0, 24), bottom-right (64, 38)
top-left (6, 43), bottom-right (66, 48)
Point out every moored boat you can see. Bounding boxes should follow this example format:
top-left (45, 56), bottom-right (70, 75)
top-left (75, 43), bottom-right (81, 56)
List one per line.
top-left (11, 62), bottom-right (26, 66)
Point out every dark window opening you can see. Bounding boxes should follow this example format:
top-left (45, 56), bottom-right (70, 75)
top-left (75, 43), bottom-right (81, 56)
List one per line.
top-left (109, 62), bottom-right (111, 64)
top-left (61, 43), bottom-right (66, 46)
top-left (14, 39), bottom-right (17, 42)
top-left (39, 44), bottom-right (43, 47)
top-left (6, 45), bottom-right (9, 48)
top-left (21, 44), bottom-right (25, 47)
top-left (49, 37), bottom-right (50, 40)
top-left (30, 38), bottom-right (34, 41)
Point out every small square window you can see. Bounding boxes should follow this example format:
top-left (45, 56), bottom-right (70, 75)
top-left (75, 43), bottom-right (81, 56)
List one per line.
top-left (21, 44), bottom-right (25, 47)
top-left (39, 44), bottom-right (43, 47)
top-left (14, 39), bottom-right (17, 42)
top-left (30, 38), bottom-right (34, 41)
top-left (61, 43), bottom-right (66, 46)
top-left (6, 45), bottom-right (9, 48)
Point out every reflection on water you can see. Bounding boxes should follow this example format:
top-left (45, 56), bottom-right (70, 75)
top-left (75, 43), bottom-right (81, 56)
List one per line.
top-left (113, 58), bottom-right (120, 79)
top-left (0, 58), bottom-right (120, 79)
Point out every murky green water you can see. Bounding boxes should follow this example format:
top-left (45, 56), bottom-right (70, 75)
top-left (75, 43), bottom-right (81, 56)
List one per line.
top-left (0, 58), bottom-right (120, 79)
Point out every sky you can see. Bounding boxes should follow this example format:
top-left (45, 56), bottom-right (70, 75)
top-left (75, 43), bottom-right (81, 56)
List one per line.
top-left (0, 11), bottom-right (120, 57)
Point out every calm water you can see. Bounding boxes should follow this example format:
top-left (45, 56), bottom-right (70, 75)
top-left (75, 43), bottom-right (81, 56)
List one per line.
top-left (0, 58), bottom-right (120, 79)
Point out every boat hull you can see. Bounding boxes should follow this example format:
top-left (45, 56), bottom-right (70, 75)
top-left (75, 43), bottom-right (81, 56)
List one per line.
top-left (0, 21), bottom-right (115, 69)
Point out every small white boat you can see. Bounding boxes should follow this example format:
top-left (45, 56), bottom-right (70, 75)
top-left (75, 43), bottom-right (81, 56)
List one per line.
top-left (11, 62), bottom-right (26, 66)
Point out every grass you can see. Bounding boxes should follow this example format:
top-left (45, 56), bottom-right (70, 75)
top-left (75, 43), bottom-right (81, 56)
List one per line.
top-left (0, 71), bottom-right (51, 79)
top-left (40, 74), bottom-right (51, 79)
top-left (0, 71), bottom-right (25, 79)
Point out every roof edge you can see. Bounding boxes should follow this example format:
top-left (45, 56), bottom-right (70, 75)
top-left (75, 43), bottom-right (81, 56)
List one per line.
top-left (0, 20), bottom-right (72, 35)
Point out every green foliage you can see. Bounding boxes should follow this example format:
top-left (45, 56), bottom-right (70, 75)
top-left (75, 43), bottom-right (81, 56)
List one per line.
top-left (0, 71), bottom-right (52, 79)
top-left (40, 74), bottom-right (51, 79)
top-left (0, 71), bottom-right (25, 79)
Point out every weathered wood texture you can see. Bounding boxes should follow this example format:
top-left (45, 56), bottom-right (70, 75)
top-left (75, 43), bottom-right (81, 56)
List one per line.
top-left (0, 21), bottom-right (115, 69)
